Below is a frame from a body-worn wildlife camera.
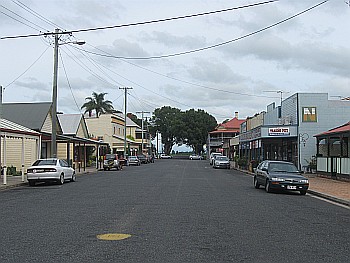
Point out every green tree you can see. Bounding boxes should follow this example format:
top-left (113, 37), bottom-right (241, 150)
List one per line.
top-left (81, 92), bottom-right (114, 117)
top-left (150, 107), bottom-right (217, 155)
top-left (151, 106), bottom-right (183, 155)
top-left (181, 109), bottom-right (217, 154)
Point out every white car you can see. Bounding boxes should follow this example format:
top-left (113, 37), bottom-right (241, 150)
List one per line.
top-left (189, 154), bottom-right (202, 160)
top-left (213, 156), bottom-right (230, 169)
top-left (27, 159), bottom-right (76, 186)
top-left (160, 154), bottom-right (172, 159)
top-left (209, 152), bottom-right (222, 165)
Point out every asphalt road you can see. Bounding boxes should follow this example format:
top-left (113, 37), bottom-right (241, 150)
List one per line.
top-left (0, 159), bottom-right (349, 263)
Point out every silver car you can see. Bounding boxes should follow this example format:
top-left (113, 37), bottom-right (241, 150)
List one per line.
top-left (213, 156), bottom-right (230, 169)
top-left (27, 159), bottom-right (75, 186)
top-left (209, 152), bottom-right (222, 165)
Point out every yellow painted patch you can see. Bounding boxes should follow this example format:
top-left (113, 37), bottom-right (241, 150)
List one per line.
top-left (97, 233), bottom-right (131, 241)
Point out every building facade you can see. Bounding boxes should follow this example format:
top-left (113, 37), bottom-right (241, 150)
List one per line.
top-left (239, 93), bottom-right (350, 170)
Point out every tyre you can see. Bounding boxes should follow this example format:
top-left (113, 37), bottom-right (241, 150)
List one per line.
top-left (265, 180), bottom-right (272, 193)
top-left (28, 180), bottom-right (36, 186)
top-left (70, 173), bottom-right (76, 182)
top-left (300, 190), bottom-right (307, 195)
top-left (254, 177), bottom-right (260, 189)
top-left (58, 174), bottom-right (64, 185)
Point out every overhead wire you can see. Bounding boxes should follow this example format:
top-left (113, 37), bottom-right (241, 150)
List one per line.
top-left (4, 46), bottom-right (50, 88)
top-left (77, 0), bottom-right (329, 60)
top-left (0, 9), bottom-right (40, 31)
top-left (59, 51), bottom-right (82, 113)
top-left (12, 0), bottom-right (63, 30)
top-left (1, 0), bottom-right (278, 40)
top-left (0, 4), bottom-right (48, 32)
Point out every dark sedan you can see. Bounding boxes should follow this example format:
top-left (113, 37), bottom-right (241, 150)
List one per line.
top-left (254, 160), bottom-right (309, 195)
top-left (137, 154), bottom-right (148, 164)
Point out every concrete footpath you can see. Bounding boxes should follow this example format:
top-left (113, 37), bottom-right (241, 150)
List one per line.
top-left (0, 166), bottom-right (100, 191)
top-left (1, 166), bottom-right (349, 207)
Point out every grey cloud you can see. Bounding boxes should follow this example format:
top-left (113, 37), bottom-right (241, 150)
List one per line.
top-left (187, 58), bottom-right (248, 84)
top-left (139, 31), bottom-right (207, 49)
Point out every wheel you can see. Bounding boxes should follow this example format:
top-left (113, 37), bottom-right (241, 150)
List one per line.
top-left (58, 174), bottom-right (64, 185)
top-left (28, 180), bottom-right (36, 186)
top-left (265, 180), bottom-right (272, 193)
top-left (254, 177), bottom-right (260, 189)
top-left (70, 173), bottom-right (76, 182)
top-left (300, 190), bottom-right (307, 195)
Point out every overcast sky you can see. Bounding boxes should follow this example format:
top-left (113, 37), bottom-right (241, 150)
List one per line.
top-left (1, 0), bottom-right (349, 123)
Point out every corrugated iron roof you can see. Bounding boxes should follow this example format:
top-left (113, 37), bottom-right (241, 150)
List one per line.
top-left (314, 122), bottom-right (350, 137)
top-left (0, 118), bottom-right (40, 135)
top-left (2, 102), bottom-right (52, 131)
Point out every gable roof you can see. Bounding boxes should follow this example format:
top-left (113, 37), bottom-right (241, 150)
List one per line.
top-left (314, 122), bottom-right (350, 137)
top-left (2, 102), bottom-right (52, 131)
top-left (216, 117), bottom-right (245, 130)
top-left (58, 114), bottom-right (87, 135)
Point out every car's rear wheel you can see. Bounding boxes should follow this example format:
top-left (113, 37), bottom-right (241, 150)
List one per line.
top-left (265, 180), bottom-right (272, 193)
top-left (58, 174), bottom-right (64, 185)
top-left (70, 173), bottom-right (76, 182)
top-left (300, 190), bottom-right (307, 195)
top-left (28, 180), bottom-right (36, 186)
top-left (254, 177), bottom-right (260, 189)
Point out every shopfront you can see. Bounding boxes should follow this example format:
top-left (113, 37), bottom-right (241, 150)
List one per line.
top-left (239, 125), bottom-right (298, 165)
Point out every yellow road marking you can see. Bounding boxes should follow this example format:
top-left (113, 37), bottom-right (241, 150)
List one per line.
top-left (97, 233), bottom-right (131, 241)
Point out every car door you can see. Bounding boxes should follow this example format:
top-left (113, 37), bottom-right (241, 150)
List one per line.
top-left (256, 161), bottom-right (267, 184)
top-left (60, 160), bottom-right (72, 179)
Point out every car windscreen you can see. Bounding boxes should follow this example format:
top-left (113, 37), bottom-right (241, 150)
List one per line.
top-left (216, 157), bottom-right (228, 161)
top-left (32, 159), bottom-right (57, 166)
top-left (269, 163), bottom-right (298, 172)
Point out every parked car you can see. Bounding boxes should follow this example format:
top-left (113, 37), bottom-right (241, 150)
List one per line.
top-left (160, 154), bottom-right (172, 159)
top-left (213, 156), bottom-right (230, 169)
top-left (127, 156), bottom-right (141, 166)
top-left (27, 158), bottom-right (75, 186)
top-left (137, 154), bottom-right (149, 164)
top-left (103, 154), bottom-right (120, 171)
top-left (189, 154), bottom-right (202, 160)
top-left (209, 152), bottom-right (222, 165)
top-left (254, 160), bottom-right (309, 195)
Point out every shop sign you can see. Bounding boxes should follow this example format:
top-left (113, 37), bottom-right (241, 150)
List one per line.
top-left (268, 127), bottom-right (290, 136)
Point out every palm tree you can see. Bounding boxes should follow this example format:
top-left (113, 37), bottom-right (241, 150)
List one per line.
top-left (81, 92), bottom-right (115, 117)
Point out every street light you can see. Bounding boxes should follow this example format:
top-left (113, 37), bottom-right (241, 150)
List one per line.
top-left (51, 28), bottom-right (85, 158)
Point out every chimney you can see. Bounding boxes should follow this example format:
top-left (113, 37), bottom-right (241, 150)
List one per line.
top-left (235, 111), bottom-right (239, 119)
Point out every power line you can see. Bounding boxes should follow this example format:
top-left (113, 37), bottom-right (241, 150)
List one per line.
top-left (4, 46), bottom-right (50, 88)
top-left (0, 4), bottom-right (48, 32)
top-left (12, 0), bottom-right (63, 30)
top-left (1, 0), bottom-right (278, 40)
top-left (59, 51), bottom-right (82, 113)
top-left (76, 0), bottom-right (329, 60)
top-left (0, 9), bottom-right (40, 31)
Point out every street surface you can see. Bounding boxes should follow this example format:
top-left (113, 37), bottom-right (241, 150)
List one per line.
top-left (0, 159), bottom-right (349, 263)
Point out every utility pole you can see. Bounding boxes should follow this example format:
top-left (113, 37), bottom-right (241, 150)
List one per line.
top-left (136, 111), bottom-right (150, 154)
top-left (51, 28), bottom-right (59, 158)
top-left (120, 87), bottom-right (133, 157)
top-left (0, 86), bottom-right (2, 183)
top-left (50, 29), bottom-right (85, 158)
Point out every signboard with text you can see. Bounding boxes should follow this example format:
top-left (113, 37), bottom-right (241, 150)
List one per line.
top-left (268, 127), bottom-right (290, 136)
